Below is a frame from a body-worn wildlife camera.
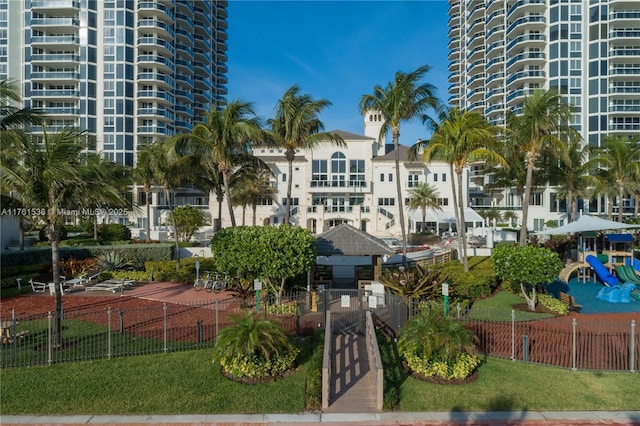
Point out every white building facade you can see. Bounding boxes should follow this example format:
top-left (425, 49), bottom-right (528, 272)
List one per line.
top-left (208, 113), bottom-right (484, 238)
top-left (447, 0), bottom-right (640, 230)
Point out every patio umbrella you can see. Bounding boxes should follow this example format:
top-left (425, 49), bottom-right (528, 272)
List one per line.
top-left (535, 214), bottom-right (640, 235)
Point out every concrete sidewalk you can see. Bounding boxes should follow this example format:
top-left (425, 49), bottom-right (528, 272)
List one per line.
top-left (2, 411), bottom-right (639, 425)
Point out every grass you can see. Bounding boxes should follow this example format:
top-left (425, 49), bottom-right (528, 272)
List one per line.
top-left (1, 337), bottom-right (319, 415)
top-left (3, 335), bottom-right (638, 415)
top-left (467, 290), bottom-right (555, 321)
top-left (378, 335), bottom-right (640, 412)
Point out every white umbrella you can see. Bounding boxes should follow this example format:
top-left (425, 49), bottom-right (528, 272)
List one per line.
top-left (535, 214), bottom-right (640, 235)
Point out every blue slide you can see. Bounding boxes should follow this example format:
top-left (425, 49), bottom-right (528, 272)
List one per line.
top-left (585, 255), bottom-right (620, 286)
top-left (628, 257), bottom-right (640, 274)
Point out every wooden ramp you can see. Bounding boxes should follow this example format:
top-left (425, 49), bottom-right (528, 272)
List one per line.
top-left (559, 262), bottom-right (588, 283)
top-left (324, 333), bottom-right (379, 413)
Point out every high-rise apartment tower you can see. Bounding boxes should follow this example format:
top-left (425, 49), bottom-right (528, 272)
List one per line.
top-left (1, 0), bottom-right (228, 166)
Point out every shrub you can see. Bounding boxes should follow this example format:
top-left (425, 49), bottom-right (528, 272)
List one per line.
top-left (538, 293), bottom-right (569, 315)
top-left (145, 257), bottom-right (216, 283)
top-left (98, 223), bottom-right (131, 242)
top-left (398, 308), bottom-right (480, 381)
top-left (213, 312), bottom-right (299, 380)
top-left (431, 256), bottom-right (498, 302)
top-left (97, 251), bottom-right (131, 271)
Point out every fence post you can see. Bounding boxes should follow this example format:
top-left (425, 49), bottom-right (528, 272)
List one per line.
top-left (11, 309), bottom-right (17, 364)
top-left (163, 303), bottom-right (168, 353)
top-left (197, 320), bottom-right (203, 344)
top-left (510, 310), bottom-right (515, 361)
top-left (47, 311), bottom-right (53, 365)
top-left (107, 307), bottom-right (112, 359)
top-left (631, 320), bottom-right (636, 373)
top-left (215, 300), bottom-right (219, 343)
top-left (522, 335), bottom-right (529, 361)
top-left (571, 318), bottom-right (577, 371)
top-left (118, 310), bottom-right (124, 334)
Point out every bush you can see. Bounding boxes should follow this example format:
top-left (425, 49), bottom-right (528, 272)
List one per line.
top-left (213, 312), bottom-right (299, 380)
top-left (97, 251), bottom-right (131, 271)
top-left (431, 257), bottom-right (498, 302)
top-left (98, 223), bottom-right (131, 242)
top-left (538, 293), bottom-right (569, 315)
top-left (145, 257), bottom-right (216, 283)
top-left (404, 351), bottom-right (482, 380)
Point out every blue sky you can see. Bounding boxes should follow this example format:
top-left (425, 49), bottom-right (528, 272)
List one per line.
top-left (226, 1), bottom-right (450, 146)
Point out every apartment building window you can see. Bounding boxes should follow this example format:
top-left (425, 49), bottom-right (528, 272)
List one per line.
top-left (258, 198), bottom-right (272, 206)
top-left (407, 174), bottom-right (419, 187)
top-left (388, 173), bottom-right (393, 182)
top-left (282, 198), bottom-right (298, 205)
top-left (282, 173), bottom-right (287, 182)
top-left (312, 160), bottom-right (327, 181)
top-left (331, 152), bottom-right (346, 184)
top-left (380, 173), bottom-right (384, 182)
top-left (442, 173), bottom-right (446, 182)
top-left (138, 192), bottom-right (151, 205)
top-left (378, 198), bottom-right (395, 206)
top-left (530, 192), bottom-right (543, 206)
top-left (349, 160), bottom-right (365, 185)
top-left (433, 173), bottom-right (438, 182)
top-left (349, 195), bottom-right (364, 205)
top-left (437, 198), bottom-right (449, 206)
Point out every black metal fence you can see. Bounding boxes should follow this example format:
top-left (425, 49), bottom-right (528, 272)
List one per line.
top-left (2, 290), bottom-right (638, 372)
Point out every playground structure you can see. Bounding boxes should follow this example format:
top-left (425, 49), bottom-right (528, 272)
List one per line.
top-left (558, 233), bottom-right (640, 303)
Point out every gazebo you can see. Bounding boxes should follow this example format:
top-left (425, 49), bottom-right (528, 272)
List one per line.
top-left (314, 224), bottom-right (394, 289)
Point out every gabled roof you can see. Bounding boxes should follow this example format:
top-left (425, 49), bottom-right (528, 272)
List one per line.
top-left (371, 145), bottom-right (423, 166)
top-left (329, 130), bottom-right (376, 141)
top-left (316, 223), bottom-right (394, 256)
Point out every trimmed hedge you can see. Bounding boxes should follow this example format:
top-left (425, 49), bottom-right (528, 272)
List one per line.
top-left (145, 257), bottom-right (217, 283)
top-left (1, 244), bottom-right (174, 270)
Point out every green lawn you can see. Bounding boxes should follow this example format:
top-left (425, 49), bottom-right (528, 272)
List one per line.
top-left (2, 338), bottom-right (638, 415)
top-left (467, 290), bottom-right (555, 321)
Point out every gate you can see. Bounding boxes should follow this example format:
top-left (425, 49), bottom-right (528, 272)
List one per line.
top-left (319, 289), bottom-right (367, 334)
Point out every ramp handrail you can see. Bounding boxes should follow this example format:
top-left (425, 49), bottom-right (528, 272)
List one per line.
top-left (365, 311), bottom-right (384, 410)
top-left (321, 310), bottom-right (331, 410)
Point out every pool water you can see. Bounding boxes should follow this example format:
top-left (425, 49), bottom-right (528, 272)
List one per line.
top-left (547, 278), bottom-right (640, 315)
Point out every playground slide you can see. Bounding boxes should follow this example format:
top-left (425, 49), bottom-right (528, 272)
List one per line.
top-left (629, 257), bottom-right (640, 274)
top-left (585, 255), bottom-right (620, 286)
top-left (615, 266), bottom-right (640, 285)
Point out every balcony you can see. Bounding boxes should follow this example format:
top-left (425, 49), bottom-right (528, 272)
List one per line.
top-left (137, 1), bottom-right (174, 21)
top-left (31, 17), bottom-right (79, 27)
top-left (30, 71), bottom-right (79, 80)
top-left (31, 1), bottom-right (80, 10)
top-left (309, 180), bottom-right (371, 192)
top-left (138, 55), bottom-right (175, 73)
top-left (30, 89), bottom-right (78, 98)
top-left (506, 33), bottom-right (546, 52)
top-left (137, 72), bottom-right (174, 88)
top-left (506, 51), bottom-right (545, 69)
top-left (506, 70), bottom-right (546, 86)
top-left (507, 15), bottom-right (546, 35)
top-left (30, 53), bottom-right (79, 63)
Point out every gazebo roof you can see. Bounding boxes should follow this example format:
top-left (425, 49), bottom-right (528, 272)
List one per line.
top-left (316, 224), bottom-right (394, 256)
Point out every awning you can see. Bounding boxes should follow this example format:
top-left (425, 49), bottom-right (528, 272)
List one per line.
top-left (535, 214), bottom-right (640, 235)
top-left (606, 234), bottom-right (635, 243)
top-left (410, 208), bottom-right (484, 225)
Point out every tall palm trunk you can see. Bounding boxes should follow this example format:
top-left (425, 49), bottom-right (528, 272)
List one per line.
top-left (145, 185), bottom-right (151, 242)
top-left (520, 156), bottom-right (535, 246)
top-left (223, 171), bottom-right (236, 227)
top-left (456, 169), bottom-right (469, 272)
top-left (449, 163), bottom-right (459, 237)
top-left (215, 189), bottom-right (223, 232)
top-left (165, 186), bottom-right (181, 271)
top-left (252, 205), bottom-right (257, 226)
top-left (618, 183), bottom-right (624, 222)
top-left (47, 223), bottom-right (63, 346)
top-left (284, 152), bottom-right (295, 224)
top-left (392, 130), bottom-right (407, 263)
top-left (18, 216), bottom-right (25, 250)
top-left (634, 194), bottom-right (639, 217)
top-left (607, 194), bottom-right (614, 220)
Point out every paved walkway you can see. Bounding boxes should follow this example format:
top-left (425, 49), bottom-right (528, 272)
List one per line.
top-left (2, 411), bottom-right (639, 425)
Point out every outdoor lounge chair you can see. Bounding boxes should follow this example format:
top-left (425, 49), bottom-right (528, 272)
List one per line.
top-left (49, 282), bottom-right (70, 296)
top-left (84, 279), bottom-right (134, 293)
top-left (30, 279), bottom-right (47, 293)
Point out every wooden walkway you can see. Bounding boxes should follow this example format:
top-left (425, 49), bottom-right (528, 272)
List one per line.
top-left (324, 332), bottom-right (379, 413)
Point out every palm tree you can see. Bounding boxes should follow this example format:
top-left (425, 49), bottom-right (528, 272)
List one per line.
top-left (173, 101), bottom-right (265, 227)
top-left (589, 135), bottom-right (640, 222)
top-left (0, 79), bottom-right (43, 131)
top-left (268, 85), bottom-right (344, 225)
top-left (212, 311), bottom-right (297, 379)
top-left (231, 166), bottom-right (276, 226)
top-left (547, 138), bottom-right (596, 223)
top-left (360, 66), bottom-right (440, 260)
top-left (0, 127), bottom-right (123, 344)
top-left (506, 89), bottom-right (575, 245)
top-left (145, 140), bottom-right (190, 270)
top-left (134, 145), bottom-right (157, 242)
top-left (417, 107), bottom-right (506, 272)
top-left (406, 182), bottom-right (441, 233)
